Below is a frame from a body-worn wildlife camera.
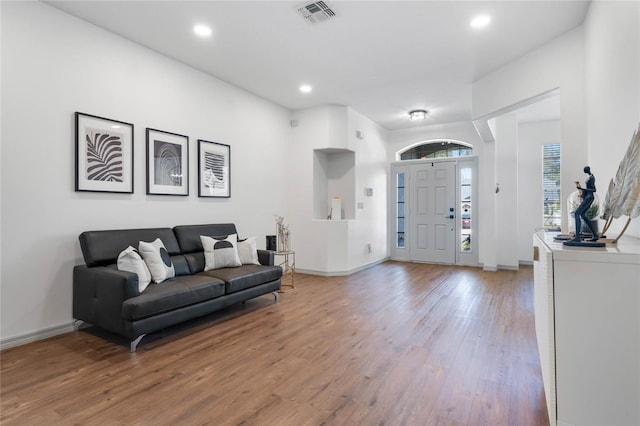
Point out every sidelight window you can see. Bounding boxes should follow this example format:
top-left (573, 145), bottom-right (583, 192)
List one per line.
top-left (460, 167), bottom-right (472, 252)
top-left (396, 172), bottom-right (405, 248)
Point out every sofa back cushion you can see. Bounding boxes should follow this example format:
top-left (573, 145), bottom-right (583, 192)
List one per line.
top-left (174, 224), bottom-right (238, 253)
top-left (79, 228), bottom-right (182, 268)
top-left (183, 252), bottom-right (206, 274)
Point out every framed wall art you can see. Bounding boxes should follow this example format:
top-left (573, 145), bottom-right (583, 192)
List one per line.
top-left (146, 128), bottom-right (189, 196)
top-left (75, 112), bottom-right (134, 193)
top-left (198, 139), bottom-right (230, 198)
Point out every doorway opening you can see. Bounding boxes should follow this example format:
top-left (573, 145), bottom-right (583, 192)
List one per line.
top-left (390, 156), bottom-right (478, 266)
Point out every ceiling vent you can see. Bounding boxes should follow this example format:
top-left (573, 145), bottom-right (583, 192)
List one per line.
top-left (297, 1), bottom-right (336, 23)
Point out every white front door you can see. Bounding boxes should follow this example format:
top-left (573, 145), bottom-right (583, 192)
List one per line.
top-left (409, 161), bottom-right (456, 264)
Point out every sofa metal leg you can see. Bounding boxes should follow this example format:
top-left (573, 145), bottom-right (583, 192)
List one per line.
top-left (130, 334), bottom-right (146, 353)
top-left (272, 291), bottom-right (279, 302)
top-left (72, 319), bottom-right (84, 331)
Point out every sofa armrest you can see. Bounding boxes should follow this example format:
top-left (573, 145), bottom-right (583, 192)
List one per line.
top-left (257, 249), bottom-right (275, 266)
top-left (73, 265), bottom-right (139, 336)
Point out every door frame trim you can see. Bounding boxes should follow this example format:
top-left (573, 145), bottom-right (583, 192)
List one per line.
top-left (389, 156), bottom-right (479, 266)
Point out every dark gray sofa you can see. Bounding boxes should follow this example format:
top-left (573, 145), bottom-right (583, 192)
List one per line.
top-left (73, 223), bottom-right (282, 351)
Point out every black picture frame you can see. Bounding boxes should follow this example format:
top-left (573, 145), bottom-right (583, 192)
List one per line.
top-left (146, 128), bottom-right (189, 196)
top-left (75, 112), bottom-right (134, 193)
top-left (198, 139), bottom-right (231, 198)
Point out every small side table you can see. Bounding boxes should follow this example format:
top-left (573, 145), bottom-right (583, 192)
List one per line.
top-left (275, 250), bottom-right (295, 292)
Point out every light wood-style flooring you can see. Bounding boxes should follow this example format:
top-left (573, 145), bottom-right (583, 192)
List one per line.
top-left (1, 261), bottom-right (549, 425)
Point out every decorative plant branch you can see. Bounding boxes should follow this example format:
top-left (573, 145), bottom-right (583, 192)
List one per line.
top-left (600, 123), bottom-right (640, 242)
top-left (274, 214), bottom-right (290, 252)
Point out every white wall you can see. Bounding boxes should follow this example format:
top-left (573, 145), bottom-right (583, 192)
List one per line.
top-left (494, 115), bottom-right (519, 269)
top-left (346, 108), bottom-right (389, 271)
top-left (471, 26), bottom-right (590, 270)
top-left (479, 120), bottom-right (498, 270)
top-left (474, 2), bottom-right (640, 246)
top-left (585, 0), bottom-right (640, 239)
top-left (518, 120), bottom-right (562, 262)
top-left (473, 27), bottom-right (586, 239)
top-left (288, 106), bottom-right (342, 273)
top-left (0, 0), bottom-right (4, 343)
top-left (0, 2), bottom-right (291, 344)
top-left (288, 105), bottom-right (388, 275)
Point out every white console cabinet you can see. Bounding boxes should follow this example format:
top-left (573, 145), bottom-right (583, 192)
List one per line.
top-left (533, 232), bottom-right (640, 426)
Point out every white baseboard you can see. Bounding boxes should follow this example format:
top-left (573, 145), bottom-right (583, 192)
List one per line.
top-left (0, 321), bottom-right (75, 351)
top-left (481, 263), bottom-right (524, 272)
top-left (497, 264), bottom-right (519, 271)
top-left (297, 257), bottom-right (390, 277)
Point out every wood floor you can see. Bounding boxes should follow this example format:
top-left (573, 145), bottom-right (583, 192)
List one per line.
top-left (1, 261), bottom-right (549, 426)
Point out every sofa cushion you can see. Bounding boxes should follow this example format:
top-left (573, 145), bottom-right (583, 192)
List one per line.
top-left (170, 254), bottom-right (191, 277)
top-left (201, 234), bottom-right (241, 270)
top-left (174, 224), bottom-right (238, 253)
top-left (183, 252), bottom-right (206, 275)
top-left (202, 264), bottom-right (282, 294)
top-left (139, 238), bottom-right (175, 284)
top-left (79, 228), bottom-right (181, 267)
top-left (122, 275), bottom-right (225, 321)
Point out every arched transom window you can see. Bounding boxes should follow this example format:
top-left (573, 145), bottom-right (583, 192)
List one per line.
top-left (398, 139), bottom-right (472, 160)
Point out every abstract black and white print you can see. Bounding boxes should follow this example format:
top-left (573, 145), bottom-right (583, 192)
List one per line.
top-left (153, 140), bottom-right (182, 186)
top-left (75, 112), bottom-right (133, 193)
top-left (198, 139), bottom-right (230, 198)
top-left (146, 128), bottom-right (188, 196)
top-left (203, 151), bottom-right (225, 190)
top-left (85, 128), bottom-right (124, 182)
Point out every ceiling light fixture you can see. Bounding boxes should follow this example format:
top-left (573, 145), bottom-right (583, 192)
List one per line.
top-left (470, 15), bottom-right (491, 29)
top-left (193, 24), bottom-right (212, 37)
top-left (299, 84), bottom-right (313, 93)
top-left (409, 109), bottom-right (428, 120)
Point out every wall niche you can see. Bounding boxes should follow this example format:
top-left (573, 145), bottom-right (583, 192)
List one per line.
top-left (313, 148), bottom-right (355, 220)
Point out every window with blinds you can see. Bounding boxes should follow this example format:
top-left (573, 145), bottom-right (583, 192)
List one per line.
top-left (543, 143), bottom-right (561, 230)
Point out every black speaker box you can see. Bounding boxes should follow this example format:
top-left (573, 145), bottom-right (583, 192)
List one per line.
top-left (266, 235), bottom-right (277, 251)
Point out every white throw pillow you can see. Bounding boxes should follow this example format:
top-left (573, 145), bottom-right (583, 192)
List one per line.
top-left (117, 246), bottom-right (152, 292)
top-left (237, 237), bottom-right (260, 265)
top-left (201, 234), bottom-right (241, 270)
top-left (138, 238), bottom-right (175, 284)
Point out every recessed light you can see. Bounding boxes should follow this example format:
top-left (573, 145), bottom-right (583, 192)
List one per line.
top-left (470, 15), bottom-right (491, 29)
top-left (111, 125), bottom-right (121, 129)
top-left (299, 84), bottom-right (313, 93)
top-left (193, 24), bottom-right (212, 38)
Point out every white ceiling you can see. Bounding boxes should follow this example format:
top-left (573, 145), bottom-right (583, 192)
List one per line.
top-left (46, 0), bottom-right (588, 130)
